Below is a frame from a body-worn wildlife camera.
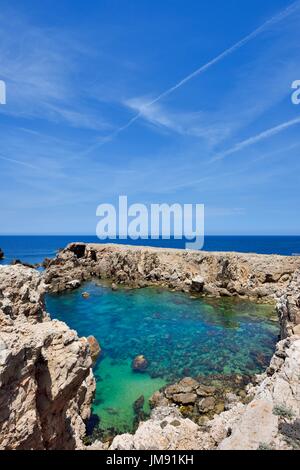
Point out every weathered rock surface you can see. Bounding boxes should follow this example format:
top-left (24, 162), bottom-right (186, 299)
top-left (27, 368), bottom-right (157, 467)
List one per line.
top-left (132, 355), bottom-right (149, 372)
top-left (0, 265), bottom-right (95, 450)
top-left (110, 406), bottom-right (206, 450)
top-left (87, 335), bottom-right (101, 364)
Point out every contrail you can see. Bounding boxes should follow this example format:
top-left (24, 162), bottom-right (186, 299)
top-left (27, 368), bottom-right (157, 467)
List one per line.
top-left (0, 153), bottom-right (39, 170)
top-left (83, 0), bottom-right (300, 154)
top-left (212, 116), bottom-right (300, 162)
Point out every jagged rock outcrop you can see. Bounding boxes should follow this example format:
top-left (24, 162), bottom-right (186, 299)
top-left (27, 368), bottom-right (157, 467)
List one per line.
top-left (0, 265), bottom-right (96, 450)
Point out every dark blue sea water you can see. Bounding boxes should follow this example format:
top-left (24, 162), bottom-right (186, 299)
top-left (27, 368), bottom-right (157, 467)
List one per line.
top-left (0, 235), bottom-right (300, 265)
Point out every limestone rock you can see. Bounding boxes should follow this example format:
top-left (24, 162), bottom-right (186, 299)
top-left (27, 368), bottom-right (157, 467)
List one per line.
top-left (196, 384), bottom-right (216, 397)
top-left (172, 393), bottom-right (197, 405)
top-left (165, 377), bottom-right (199, 397)
top-left (44, 243), bottom-right (300, 311)
top-left (110, 406), bottom-right (206, 450)
top-left (87, 335), bottom-right (101, 364)
top-left (0, 265), bottom-right (95, 450)
top-left (198, 397), bottom-right (216, 413)
top-left (132, 355), bottom-right (148, 372)
top-left (293, 324), bottom-right (300, 336)
top-left (219, 399), bottom-right (278, 450)
top-left (66, 279), bottom-right (81, 289)
top-left (191, 275), bottom-right (205, 292)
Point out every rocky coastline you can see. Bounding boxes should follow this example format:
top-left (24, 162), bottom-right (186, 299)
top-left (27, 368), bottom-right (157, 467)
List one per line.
top-left (1, 243), bottom-right (300, 450)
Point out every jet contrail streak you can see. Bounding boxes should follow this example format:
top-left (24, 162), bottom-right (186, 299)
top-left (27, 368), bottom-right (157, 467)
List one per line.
top-left (212, 116), bottom-right (300, 161)
top-left (83, 0), bottom-right (300, 155)
top-left (0, 153), bottom-right (39, 170)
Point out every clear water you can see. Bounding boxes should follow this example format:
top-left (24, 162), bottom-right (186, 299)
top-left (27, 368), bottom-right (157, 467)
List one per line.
top-left (46, 282), bottom-right (278, 433)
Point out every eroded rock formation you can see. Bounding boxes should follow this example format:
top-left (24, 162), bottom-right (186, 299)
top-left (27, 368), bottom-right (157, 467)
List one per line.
top-left (45, 244), bottom-right (300, 297)
top-left (0, 265), bottom-right (95, 450)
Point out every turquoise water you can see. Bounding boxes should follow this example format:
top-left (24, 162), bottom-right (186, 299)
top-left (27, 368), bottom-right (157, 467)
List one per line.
top-left (46, 282), bottom-right (278, 433)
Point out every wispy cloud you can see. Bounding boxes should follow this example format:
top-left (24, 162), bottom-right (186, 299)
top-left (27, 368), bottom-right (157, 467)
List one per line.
top-left (212, 117), bottom-right (300, 162)
top-left (123, 97), bottom-right (230, 145)
top-left (83, 0), bottom-right (300, 152)
top-left (0, 11), bottom-right (112, 132)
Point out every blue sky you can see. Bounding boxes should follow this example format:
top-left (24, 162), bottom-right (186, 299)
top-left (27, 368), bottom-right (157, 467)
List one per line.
top-left (0, 0), bottom-right (300, 235)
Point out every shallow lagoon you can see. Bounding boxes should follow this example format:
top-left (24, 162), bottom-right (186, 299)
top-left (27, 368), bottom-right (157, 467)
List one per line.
top-left (46, 282), bottom-right (278, 433)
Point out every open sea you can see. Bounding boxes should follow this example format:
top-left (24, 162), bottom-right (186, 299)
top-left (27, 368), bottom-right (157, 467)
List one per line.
top-left (0, 235), bottom-right (300, 266)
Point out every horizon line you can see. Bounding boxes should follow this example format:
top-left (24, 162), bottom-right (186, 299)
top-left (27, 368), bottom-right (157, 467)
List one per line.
top-left (0, 234), bottom-right (300, 237)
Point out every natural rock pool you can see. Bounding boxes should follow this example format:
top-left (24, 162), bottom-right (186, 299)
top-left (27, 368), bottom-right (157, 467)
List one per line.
top-left (46, 282), bottom-right (278, 435)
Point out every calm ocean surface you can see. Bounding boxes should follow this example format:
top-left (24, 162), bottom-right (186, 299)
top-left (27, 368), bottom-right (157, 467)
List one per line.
top-left (0, 235), bottom-right (300, 265)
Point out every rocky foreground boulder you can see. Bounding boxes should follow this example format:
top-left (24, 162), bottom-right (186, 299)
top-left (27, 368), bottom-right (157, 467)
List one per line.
top-left (0, 265), bottom-right (95, 450)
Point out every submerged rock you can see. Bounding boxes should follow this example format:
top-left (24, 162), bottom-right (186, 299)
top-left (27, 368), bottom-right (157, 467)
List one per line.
top-left (198, 397), bottom-right (216, 413)
top-left (133, 395), bottom-right (146, 426)
top-left (172, 393), bottom-right (197, 405)
top-left (165, 377), bottom-right (199, 397)
top-left (82, 292), bottom-right (90, 299)
top-left (132, 355), bottom-right (149, 372)
top-left (196, 384), bottom-right (216, 397)
top-left (133, 395), bottom-right (145, 414)
top-left (0, 248), bottom-right (4, 259)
